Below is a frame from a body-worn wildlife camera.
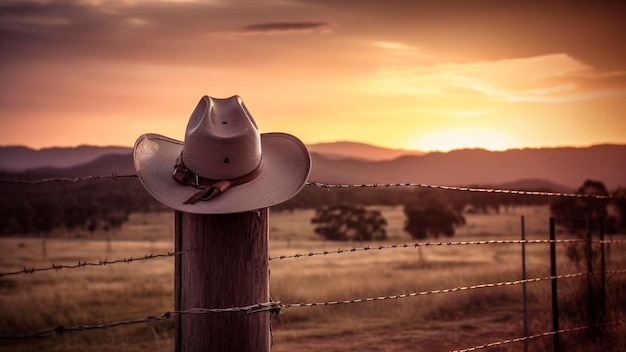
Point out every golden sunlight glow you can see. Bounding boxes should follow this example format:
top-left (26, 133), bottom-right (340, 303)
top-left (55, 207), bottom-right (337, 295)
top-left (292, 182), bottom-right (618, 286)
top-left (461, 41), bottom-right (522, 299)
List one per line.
top-left (408, 128), bottom-right (515, 152)
top-left (1, 2), bottom-right (625, 151)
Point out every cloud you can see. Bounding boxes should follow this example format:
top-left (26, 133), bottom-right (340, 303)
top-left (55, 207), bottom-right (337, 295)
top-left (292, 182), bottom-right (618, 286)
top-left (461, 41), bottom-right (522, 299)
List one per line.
top-left (241, 22), bottom-right (332, 34)
top-left (204, 21), bottom-right (335, 39)
top-left (364, 51), bottom-right (626, 103)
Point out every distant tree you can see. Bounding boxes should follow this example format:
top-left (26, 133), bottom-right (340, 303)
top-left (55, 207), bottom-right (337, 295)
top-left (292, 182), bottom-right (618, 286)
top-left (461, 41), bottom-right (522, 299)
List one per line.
top-left (550, 179), bottom-right (614, 328)
top-left (613, 187), bottom-right (626, 231)
top-left (64, 203), bottom-right (88, 231)
top-left (403, 196), bottom-right (466, 240)
top-left (104, 211), bottom-right (129, 233)
top-left (87, 218), bottom-right (98, 236)
top-left (32, 200), bottom-right (60, 235)
top-left (311, 204), bottom-right (387, 241)
top-left (550, 179), bottom-right (611, 234)
top-left (0, 201), bottom-right (34, 235)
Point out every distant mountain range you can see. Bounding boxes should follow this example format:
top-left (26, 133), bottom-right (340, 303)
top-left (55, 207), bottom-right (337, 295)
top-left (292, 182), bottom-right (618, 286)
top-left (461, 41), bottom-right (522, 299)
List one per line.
top-left (1, 142), bottom-right (625, 190)
top-left (0, 145), bottom-right (132, 172)
top-left (0, 141), bottom-right (417, 172)
top-left (306, 141), bottom-right (424, 160)
top-left (308, 144), bottom-right (626, 189)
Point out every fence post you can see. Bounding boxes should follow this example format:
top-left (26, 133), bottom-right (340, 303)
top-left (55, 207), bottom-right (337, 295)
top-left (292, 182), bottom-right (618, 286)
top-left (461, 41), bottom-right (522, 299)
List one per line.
top-left (549, 217), bottom-right (560, 352)
top-left (599, 219), bottom-right (607, 322)
top-left (584, 215), bottom-right (597, 325)
top-left (521, 215), bottom-right (528, 352)
top-left (174, 209), bottom-right (270, 351)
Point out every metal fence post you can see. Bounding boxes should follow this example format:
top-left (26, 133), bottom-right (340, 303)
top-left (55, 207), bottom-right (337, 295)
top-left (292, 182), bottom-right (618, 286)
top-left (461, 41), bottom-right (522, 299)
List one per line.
top-left (521, 215), bottom-right (528, 352)
top-left (174, 209), bottom-right (270, 351)
top-left (549, 217), bottom-right (560, 352)
top-left (600, 219), bottom-right (607, 322)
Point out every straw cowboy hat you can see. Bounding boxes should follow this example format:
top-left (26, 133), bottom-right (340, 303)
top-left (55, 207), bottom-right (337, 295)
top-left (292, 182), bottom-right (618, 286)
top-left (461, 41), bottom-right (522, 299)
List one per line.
top-left (133, 95), bottom-right (311, 214)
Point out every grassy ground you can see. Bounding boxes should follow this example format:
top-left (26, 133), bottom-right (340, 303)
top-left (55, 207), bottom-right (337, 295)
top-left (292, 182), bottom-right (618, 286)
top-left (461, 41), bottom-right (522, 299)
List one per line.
top-left (1, 205), bottom-right (624, 351)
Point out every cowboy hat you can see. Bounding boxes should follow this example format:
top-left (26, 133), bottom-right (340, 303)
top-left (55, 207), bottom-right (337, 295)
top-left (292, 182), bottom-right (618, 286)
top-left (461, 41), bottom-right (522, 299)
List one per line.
top-left (133, 95), bottom-right (311, 214)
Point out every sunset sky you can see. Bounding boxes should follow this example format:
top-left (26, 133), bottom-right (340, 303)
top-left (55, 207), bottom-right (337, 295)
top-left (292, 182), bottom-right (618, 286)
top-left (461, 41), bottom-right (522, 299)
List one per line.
top-left (1, 0), bottom-right (625, 152)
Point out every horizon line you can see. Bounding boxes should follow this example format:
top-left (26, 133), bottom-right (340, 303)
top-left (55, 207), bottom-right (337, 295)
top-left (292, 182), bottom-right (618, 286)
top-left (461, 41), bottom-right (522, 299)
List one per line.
top-left (1, 140), bottom-right (624, 154)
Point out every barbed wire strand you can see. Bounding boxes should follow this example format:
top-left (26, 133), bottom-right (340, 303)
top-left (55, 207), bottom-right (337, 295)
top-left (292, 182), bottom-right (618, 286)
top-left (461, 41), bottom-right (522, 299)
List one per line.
top-left (3, 270), bottom-right (624, 340)
top-left (448, 320), bottom-right (625, 352)
top-left (0, 174), bottom-right (138, 184)
top-left (3, 238), bottom-right (624, 277)
top-left (281, 270), bottom-right (626, 309)
top-left (306, 181), bottom-right (622, 199)
top-left (0, 251), bottom-right (180, 278)
top-left (1, 174), bottom-right (623, 199)
top-left (0, 302), bottom-right (281, 340)
top-left (4, 238), bottom-right (624, 278)
top-left (269, 238), bottom-right (626, 261)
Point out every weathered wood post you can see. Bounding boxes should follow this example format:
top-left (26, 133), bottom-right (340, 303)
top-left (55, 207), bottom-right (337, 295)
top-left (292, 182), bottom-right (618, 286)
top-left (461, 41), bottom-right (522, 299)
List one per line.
top-left (175, 209), bottom-right (270, 351)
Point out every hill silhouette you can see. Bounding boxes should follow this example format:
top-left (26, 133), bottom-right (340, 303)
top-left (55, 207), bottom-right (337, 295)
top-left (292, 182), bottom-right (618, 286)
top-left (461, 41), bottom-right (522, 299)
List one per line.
top-left (0, 141), bottom-right (414, 172)
top-left (3, 143), bottom-right (624, 190)
top-left (0, 145), bottom-right (132, 171)
top-left (307, 141), bottom-right (424, 160)
top-left (308, 144), bottom-right (625, 190)
top-left (26, 153), bottom-right (135, 177)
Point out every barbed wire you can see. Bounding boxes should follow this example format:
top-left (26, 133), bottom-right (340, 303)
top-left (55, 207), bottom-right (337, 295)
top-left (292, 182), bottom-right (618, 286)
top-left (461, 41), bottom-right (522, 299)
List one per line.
top-left (0, 251), bottom-right (180, 278)
top-left (0, 302), bottom-right (281, 340)
top-left (269, 238), bottom-right (626, 261)
top-left (0, 174), bottom-right (138, 184)
top-left (3, 269), bottom-right (623, 340)
top-left (3, 238), bottom-right (624, 278)
top-left (306, 181), bottom-right (623, 199)
top-left (1, 174), bottom-right (623, 199)
top-left (2, 173), bottom-right (623, 347)
top-left (4, 238), bottom-right (623, 278)
top-left (448, 320), bottom-right (625, 352)
top-left (280, 270), bottom-right (626, 309)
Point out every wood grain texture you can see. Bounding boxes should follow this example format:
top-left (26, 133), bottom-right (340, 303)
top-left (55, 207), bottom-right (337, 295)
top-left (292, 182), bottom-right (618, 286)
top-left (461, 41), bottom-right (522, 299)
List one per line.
top-left (175, 209), bottom-right (270, 351)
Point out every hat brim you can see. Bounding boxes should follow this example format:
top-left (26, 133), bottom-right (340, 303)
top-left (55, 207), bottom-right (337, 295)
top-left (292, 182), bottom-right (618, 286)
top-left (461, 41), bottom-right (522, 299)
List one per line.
top-left (133, 132), bottom-right (311, 214)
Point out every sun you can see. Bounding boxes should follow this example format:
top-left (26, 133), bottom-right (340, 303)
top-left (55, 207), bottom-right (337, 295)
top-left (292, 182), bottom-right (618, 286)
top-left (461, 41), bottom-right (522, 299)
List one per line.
top-left (407, 128), bottom-right (515, 152)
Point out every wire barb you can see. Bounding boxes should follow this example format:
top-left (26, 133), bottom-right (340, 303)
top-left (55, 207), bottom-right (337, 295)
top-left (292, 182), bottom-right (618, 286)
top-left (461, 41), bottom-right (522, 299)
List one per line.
top-left (0, 302), bottom-right (282, 340)
top-left (280, 269), bottom-right (626, 309)
top-left (306, 181), bottom-right (623, 199)
top-left (1, 175), bottom-right (623, 199)
top-left (269, 239), bottom-right (626, 261)
top-left (448, 320), bottom-right (625, 352)
top-left (0, 174), bottom-right (138, 184)
top-left (1, 270), bottom-right (624, 340)
top-left (0, 251), bottom-right (181, 278)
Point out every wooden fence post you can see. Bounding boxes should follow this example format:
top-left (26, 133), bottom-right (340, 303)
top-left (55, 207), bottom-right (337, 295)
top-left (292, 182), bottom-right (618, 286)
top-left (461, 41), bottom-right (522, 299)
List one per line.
top-left (174, 209), bottom-right (270, 351)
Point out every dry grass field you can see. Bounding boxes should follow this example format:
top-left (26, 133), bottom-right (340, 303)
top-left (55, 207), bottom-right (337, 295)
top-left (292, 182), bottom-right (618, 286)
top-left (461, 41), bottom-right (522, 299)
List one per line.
top-left (1, 205), bottom-right (624, 351)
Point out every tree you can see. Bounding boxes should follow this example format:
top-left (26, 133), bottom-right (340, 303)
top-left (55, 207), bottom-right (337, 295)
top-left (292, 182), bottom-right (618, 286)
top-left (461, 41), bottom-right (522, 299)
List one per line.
top-left (311, 204), bottom-right (387, 241)
top-left (32, 200), bottom-right (60, 236)
top-left (64, 203), bottom-right (88, 231)
top-left (613, 187), bottom-right (626, 231)
top-left (403, 196), bottom-right (465, 240)
top-left (550, 179), bottom-right (613, 328)
top-left (551, 180), bottom-right (609, 230)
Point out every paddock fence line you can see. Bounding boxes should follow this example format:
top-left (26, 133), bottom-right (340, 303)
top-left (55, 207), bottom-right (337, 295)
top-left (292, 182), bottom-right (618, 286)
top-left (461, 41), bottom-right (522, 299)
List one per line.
top-left (2, 269), bottom-right (624, 340)
top-left (448, 320), bottom-right (625, 352)
top-left (3, 238), bottom-right (624, 278)
top-left (1, 174), bottom-right (624, 199)
top-left (2, 173), bottom-right (625, 351)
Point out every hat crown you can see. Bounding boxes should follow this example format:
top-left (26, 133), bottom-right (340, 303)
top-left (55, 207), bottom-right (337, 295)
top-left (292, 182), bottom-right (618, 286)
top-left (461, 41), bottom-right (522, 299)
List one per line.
top-left (182, 95), bottom-right (261, 179)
